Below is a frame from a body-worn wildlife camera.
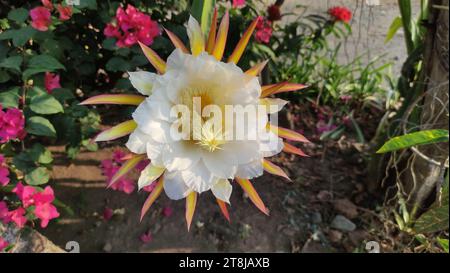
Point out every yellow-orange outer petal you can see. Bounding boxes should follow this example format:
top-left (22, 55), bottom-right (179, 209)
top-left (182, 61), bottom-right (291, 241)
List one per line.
top-left (94, 120), bottom-right (137, 142)
top-left (212, 11), bottom-right (229, 61)
top-left (138, 41), bottom-right (166, 74)
top-left (227, 17), bottom-right (259, 64)
top-left (140, 176), bottom-right (164, 221)
top-left (245, 60), bottom-right (269, 76)
top-left (164, 28), bottom-right (189, 54)
top-left (206, 8), bottom-right (218, 54)
top-left (108, 154), bottom-right (145, 187)
top-left (283, 142), bottom-right (309, 157)
top-left (235, 177), bottom-right (269, 216)
top-left (261, 83), bottom-right (308, 96)
top-left (262, 159), bottom-right (291, 181)
top-left (260, 81), bottom-right (289, 98)
top-left (79, 94), bottom-right (145, 106)
top-left (216, 198), bottom-right (231, 222)
top-left (186, 192), bottom-right (198, 231)
top-left (269, 124), bottom-right (310, 143)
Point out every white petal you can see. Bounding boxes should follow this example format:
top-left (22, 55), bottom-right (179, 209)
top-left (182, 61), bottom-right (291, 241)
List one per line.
top-left (137, 164), bottom-right (165, 190)
top-left (181, 160), bottom-right (218, 193)
top-left (163, 171), bottom-right (191, 200)
top-left (128, 71), bottom-right (156, 96)
top-left (211, 179), bottom-right (232, 203)
top-left (224, 141), bottom-right (260, 164)
top-left (126, 129), bottom-right (151, 154)
top-left (260, 98), bottom-right (288, 114)
top-left (202, 148), bottom-right (237, 179)
top-left (259, 131), bottom-right (284, 157)
top-left (162, 141), bottom-right (201, 172)
top-left (235, 159), bottom-right (264, 179)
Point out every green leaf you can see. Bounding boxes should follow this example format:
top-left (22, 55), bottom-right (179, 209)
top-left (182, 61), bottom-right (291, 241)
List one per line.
top-left (8, 8), bottom-right (29, 24)
top-left (414, 205), bottom-right (449, 233)
top-left (28, 143), bottom-right (53, 164)
top-left (78, 0), bottom-right (97, 10)
top-left (29, 89), bottom-right (64, 115)
top-left (24, 167), bottom-right (50, 186)
top-left (191, 0), bottom-right (216, 36)
top-left (385, 16), bottom-right (403, 44)
top-left (23, 54), bottom-right (65, 80)
top-left (0, 87), bottom-right (21, 108)
top-left (105, 57), bottom-right (130, 72)
top-left (0, 55), bottom-right (23, 72)
top-left (437, 238), bottom-right (449, 253)
top-left (13, 27), bottom-right (37, 47)
top-left (0, 70), bottom-right (10, 83)
top-left (26, 116), bottom-right (57, 137)
top-left (377, 129), bottom-right (449, 153)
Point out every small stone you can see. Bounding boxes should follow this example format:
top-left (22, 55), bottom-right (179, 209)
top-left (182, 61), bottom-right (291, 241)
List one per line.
top-left (103, 243), bottom-right (112, 252)
top-left (328, 229), bottom-right (343, 243)
top-left (316, 190), bottom-right (333, 202)
top-left (330, 215), bottom-right (356, 232)
top-left (333, 199), bottom-right (358, 219)
top-left (311, 212), bottom-right (322, 224)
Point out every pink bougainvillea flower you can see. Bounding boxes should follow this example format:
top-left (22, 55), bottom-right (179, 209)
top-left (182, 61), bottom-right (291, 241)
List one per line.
top-left (0, 237), bottom-right (8, 252)
top-left (255, 17), bottom-right (273, 44)
top-left (328, 6), bottom-right (352, 23)
top-left (0, 106), bottom-right (26, 144)
top-left (103, 4), bottom-right (160, 48)
top-left (140, 231), bottom-right (152, 244)
top-left (103, 207), bottom-right (114, 221)
top-left (44, 72), bottom-right (61, 93)
top-left (101, 158), bottom-right (136, 194)
top-left (42, 0), bottom-right (53, 10)
top-left (0, 155), bottom-right (10, 186)
top-left (30, 6), bottom-right (52, 31)
top-left (0, 201), bottom-right (11, 224)
top-left (34, 201), bottom-right (59, 228)
top-left (13, 183), bottom-right (38, 208)
top-left (232, 0), bottom-right (246, 8)
top-left (9, 207), bottom-right (27, 228)
top-left (161, 206), bottom-right (173, 218)
top-left (267, 4), bottom-right (282, 21)
top-left (57, 4), bottom-right (72, 21)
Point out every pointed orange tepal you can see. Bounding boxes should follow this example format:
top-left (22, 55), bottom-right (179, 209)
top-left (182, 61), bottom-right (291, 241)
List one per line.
top-left (216, 199), bottom-right (231, 222)
top-left (140, 176), bottom-right (164, 221)
top-left (164, 28), bottom-right (189, 54)
top-left (235, 178), bottom-right (269, 216)
top-left (94, 120), bottom-right (137, 142)
top-left (212, 11), bottom-right (229, 61)
top-left (245, 60), bottom-right (269, 76)
top-left (206, 8), bottom-right (218, 54)
top-left (260, 81), bottom-right (289, 98)
top-left (283, 142), bottom-right (309, 157)
top-left (109, 154), bottom-right (145, 187)
top-left (79, 94), bottom-right (145, 106)
top-left (261, 83), bottom-right (307, 96)
top-left (138, 41), bottom-right (166, 74)
top-left (185, 192), bottom-right (198, 231)
top-left (227, 17), bottom-right (259, 64)
top-left (262, 159), bottom-right (291, 181)
top-left (269, 124), bottom-right (310, 143)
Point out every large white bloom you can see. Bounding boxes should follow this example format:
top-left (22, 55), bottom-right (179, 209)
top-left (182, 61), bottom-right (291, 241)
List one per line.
top-left (126, 47), bottom-right (283, 203)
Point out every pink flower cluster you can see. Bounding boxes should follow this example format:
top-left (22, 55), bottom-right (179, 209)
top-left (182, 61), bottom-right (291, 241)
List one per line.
top-left (232, 0), bottom-right (246, 8)
top-left (255, 16), bottom-right (273, 44)
top-left (44, 72), bottom-right (61, 93)
top-left (104, 5), bottom-right (160, 48)
top-left (328, 6), bottom-right (352, 23)
top-left (0, 105), bottom-right (26, 144)
top-left (101, 149), bottom-right (153, 194)
top-left (1, 184), bottom-right (60, 228)
top-left (0, 155), bottom-right (10, 187)
top-left (30, 0), bottom-right (73, 32)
